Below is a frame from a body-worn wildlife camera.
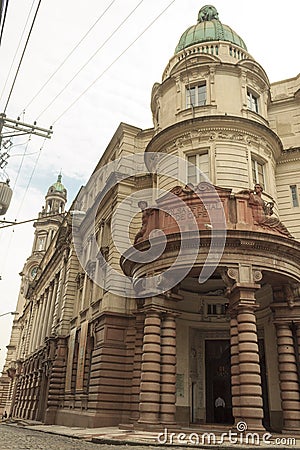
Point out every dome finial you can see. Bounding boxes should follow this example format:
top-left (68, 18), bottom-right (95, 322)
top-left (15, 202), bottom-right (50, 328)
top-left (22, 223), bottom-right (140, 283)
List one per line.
top-left (198, 5), bottom-right (219, 23)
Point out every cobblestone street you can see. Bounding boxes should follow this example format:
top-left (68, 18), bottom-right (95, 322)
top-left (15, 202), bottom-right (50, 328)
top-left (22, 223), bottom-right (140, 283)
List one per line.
top-left (0, 424), bottom-right (161, 450)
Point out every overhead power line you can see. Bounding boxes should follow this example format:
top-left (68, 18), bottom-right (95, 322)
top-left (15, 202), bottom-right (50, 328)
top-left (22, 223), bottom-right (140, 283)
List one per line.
top-left (4, 0), bottom-right (42, 113)
top-left (24, 0), bottom-right (117, 112)
top-left (0, 0), bottom-right (36, 106)
top-left (0, 0), bottom-right (9, 48)
top-left (36, 0), bottom-right (145, 120)
top-left (0, 211), bottom-right (66, 229)
top-left (52, 0), bottom-right (176, 125)
top-left (15, 138), bottom-right (46, 218)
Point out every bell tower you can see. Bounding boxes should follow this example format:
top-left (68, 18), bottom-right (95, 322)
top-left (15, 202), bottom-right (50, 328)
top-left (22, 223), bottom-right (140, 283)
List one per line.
top-left (17, 173), bottom-right (67, 323)
top-left (0, 175), bottom-right (67, 414)
top-left (31, 174), bottom-right (67, 255)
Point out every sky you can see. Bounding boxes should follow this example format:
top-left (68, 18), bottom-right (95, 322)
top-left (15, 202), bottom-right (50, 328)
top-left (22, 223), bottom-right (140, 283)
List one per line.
top-left (0, 0), bottom-right (299, 371)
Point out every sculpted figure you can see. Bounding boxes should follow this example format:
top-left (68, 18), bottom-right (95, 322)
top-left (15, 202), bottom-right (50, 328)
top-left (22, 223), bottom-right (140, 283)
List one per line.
top-left (198, 5), bottom-right (219, 22)
top-left (134, 201), bottom-right (149, 244)
top-left (248, 184), bottom-right (293, 238)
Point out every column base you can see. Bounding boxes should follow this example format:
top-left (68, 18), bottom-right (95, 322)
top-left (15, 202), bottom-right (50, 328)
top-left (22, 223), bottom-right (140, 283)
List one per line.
top-left (282, 428), bottom-right (300, 435)
top-left (136, 420), bottom-right (162, 431)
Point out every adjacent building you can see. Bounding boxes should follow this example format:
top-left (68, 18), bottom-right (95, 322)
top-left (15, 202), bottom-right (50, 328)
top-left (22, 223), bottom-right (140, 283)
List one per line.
top-left (1, 5), bottom-right (300, 433)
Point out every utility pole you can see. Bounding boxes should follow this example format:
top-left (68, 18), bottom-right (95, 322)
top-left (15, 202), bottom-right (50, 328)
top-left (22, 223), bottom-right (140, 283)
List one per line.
top-left (0, 112), bottom-right (52, 169)
top-left (0, 113), bottom-right (53, 214)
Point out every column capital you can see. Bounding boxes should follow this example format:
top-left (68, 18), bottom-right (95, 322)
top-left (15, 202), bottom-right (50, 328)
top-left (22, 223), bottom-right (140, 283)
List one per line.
top-left (222, 265), bottom-right (262, 293)
top-left (227, 282), bottom-right (260, 313)
top-left (143, 295), bottom-right (180, 313)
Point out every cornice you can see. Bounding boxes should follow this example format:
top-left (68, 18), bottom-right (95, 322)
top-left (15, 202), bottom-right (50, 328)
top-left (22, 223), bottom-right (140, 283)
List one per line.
top-left (278, 147), bottom-right (300, 164)
top-left (121, 229), bottom-right (300, 282)
top-left (145, 116), bottom-right (282, 167)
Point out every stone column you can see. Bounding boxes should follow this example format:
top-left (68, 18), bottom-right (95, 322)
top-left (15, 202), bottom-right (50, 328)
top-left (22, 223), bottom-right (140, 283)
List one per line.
top-left (230, 311), bottom-right (241, 423)
top-left (295, 323), bottom-right (300, 366)
top-left (32, 298), bottom-right (43, 351)
top-left (47, 277), bottom-right (58, 337)
top-left (227, 278), bottom-right (264, 430)
top-left (51, 265), bottom-right (65, 333)
top-left (130, 311), bottom-right (144, 422)
top-left (236, 300), bottom-right (264, 429)
top-left (275, 322), bottom-right (300, 431)
top-left (138, 309), bottom-right (161, 425)
top-left (29, 301), bottom-right (38, 353)
top-left (160, 312), bottom-right (176, 424)
top-left (41, 285), bottom-right (53, 343)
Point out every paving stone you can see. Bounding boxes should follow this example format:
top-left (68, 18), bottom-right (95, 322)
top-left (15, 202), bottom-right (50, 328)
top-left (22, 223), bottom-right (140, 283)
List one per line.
top-left (0, 424), bottom-right (159, 450)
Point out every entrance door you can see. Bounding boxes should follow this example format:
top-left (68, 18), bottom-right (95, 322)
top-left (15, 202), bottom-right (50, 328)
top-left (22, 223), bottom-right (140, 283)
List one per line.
top-left (205, 340), bottom-right (233, 424)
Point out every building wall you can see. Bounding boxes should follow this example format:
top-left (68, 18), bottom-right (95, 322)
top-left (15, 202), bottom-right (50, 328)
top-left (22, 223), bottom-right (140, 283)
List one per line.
top-left (1, 8), bottom-right (300, 431)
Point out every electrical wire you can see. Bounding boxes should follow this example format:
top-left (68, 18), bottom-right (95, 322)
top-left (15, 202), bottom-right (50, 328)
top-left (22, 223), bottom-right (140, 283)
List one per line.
top-left (24, 0), bottom-right (117, 112)
top-left (0, 0), bottom-right (9, 49)
top-left (36, 0), bottom-right (145, 120)
top-left (0, 138), bottom-right (45, 278)
top-left (4, 0), bottom-right (42, 113)
top-left (51, 0), bottom-right (176, 125)
top-left (0, 0), bottom-right (36, 106)
top-left (15, 137), bottom-right (46, 217)
top-left (0, 211), bottom-right (65, 229)
top-left (11, 135), bottom-right (32, 191)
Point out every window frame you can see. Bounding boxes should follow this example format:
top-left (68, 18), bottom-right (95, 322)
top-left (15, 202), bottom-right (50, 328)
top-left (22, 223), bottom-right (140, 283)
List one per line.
top-left (247, 89), bottom-right (259, 113)
top-left (186, 82), bottom-right (206, 108)
top-left (290, 185), bottom-right (299, 208)
top-left (251, 157), bottom-right (265, 189)
top-left (186, 151), bottom-right (210, 185)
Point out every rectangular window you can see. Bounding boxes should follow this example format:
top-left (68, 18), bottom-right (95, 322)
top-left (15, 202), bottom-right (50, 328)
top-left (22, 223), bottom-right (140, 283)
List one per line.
top-left (37, 236), bottom-right (45, 251)
top-left (290, 185), bottom-right (299, 207)
top-left (186, 83), bottom-right (206, 108)
top-left (187, 152), bottom-right (209, 184)
top-left (247, 90), bottom-right (259, 113)
top-left (251, 158), bottom-right (265, 188)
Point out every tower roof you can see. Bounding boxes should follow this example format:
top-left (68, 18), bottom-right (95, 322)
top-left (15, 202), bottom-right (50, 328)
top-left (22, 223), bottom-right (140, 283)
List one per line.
top-left (47, 174), bottom-right (67, 197)
top-left (175, 5), bottom-right (247, 53)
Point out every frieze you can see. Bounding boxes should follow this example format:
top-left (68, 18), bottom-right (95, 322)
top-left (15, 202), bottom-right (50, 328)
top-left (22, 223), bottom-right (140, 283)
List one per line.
top-left (152, 127), bottom-right (270, 154)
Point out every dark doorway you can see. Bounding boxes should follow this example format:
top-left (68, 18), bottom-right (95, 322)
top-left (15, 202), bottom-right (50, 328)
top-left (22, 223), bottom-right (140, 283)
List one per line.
top-left (258, 339), bottom-right (270, 430)
top-left (205, 339), bottom-right (233, 424)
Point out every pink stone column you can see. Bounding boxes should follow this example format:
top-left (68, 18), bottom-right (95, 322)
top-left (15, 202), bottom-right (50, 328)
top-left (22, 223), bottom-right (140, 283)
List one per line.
top-left (130, 312), bottom-right (144, 422)
top-left (160, 312), bottom-right (176, 424)
top-left (138, 310), bottom-right (161, 425)
top-left (237, 303), bottom-right (264, 429)
top-left (230, 311), bottom-right (241, 424)
top-left (275, 322), bottom-right (300, 431)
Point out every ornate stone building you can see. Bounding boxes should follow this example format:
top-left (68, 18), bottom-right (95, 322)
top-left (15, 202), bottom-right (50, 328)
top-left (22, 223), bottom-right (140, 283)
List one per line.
top-left (0, 175), bottom-right (67, 417)
top-left (1, 5), bottom-right (300, 434)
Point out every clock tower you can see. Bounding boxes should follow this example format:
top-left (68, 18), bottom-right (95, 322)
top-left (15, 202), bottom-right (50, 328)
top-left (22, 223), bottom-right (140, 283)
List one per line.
top-left (19, 174), bottom-right (67, 304)
top-left (0, 175), bottom-right (67, 414)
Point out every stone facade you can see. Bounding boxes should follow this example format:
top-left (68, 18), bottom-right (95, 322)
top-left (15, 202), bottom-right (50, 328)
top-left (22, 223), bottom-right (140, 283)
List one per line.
top-left (1, 5), bottom-right (300, 434)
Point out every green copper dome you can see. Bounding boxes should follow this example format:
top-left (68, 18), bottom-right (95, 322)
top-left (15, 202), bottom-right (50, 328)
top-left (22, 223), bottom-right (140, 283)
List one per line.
top-left (175, 5), bottom-right (247, 53)
top-left (48, 174), bottom-right (67, 195)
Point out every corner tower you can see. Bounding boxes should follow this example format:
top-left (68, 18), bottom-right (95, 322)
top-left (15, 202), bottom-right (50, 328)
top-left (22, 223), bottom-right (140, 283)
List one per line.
top-left (149, 4), bottom-right (279, 205)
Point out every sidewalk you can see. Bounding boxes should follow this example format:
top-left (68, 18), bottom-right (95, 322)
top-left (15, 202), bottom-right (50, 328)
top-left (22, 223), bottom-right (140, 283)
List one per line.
top-left (3, 418), bottom-right (300, 448)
